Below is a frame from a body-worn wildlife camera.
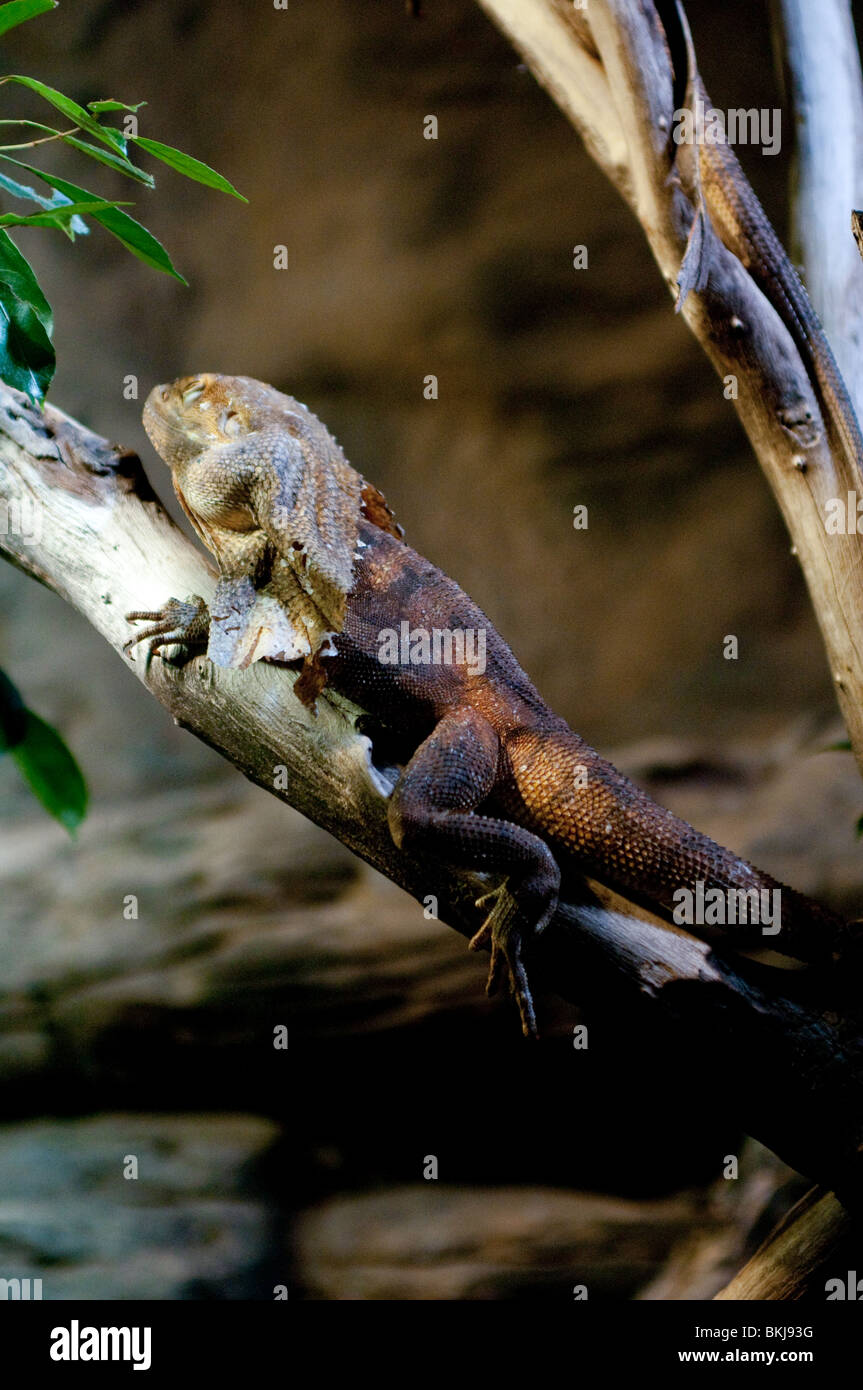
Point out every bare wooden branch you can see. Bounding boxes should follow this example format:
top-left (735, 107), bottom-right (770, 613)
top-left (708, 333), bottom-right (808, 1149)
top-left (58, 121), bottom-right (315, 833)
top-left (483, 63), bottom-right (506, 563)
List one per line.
top-left (476, 0), bottom-right (863, 774)
top-left (714, 1187), bottom-right (853, 1299)
top-left (777, 0), bottom-right (863, 420)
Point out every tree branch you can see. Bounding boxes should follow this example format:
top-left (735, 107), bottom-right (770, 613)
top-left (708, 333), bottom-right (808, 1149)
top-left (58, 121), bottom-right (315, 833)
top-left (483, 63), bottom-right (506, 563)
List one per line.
top-left (714, 1187), bottom-right (853, 1299)
top-left (776, 0), bottom-right (863, 421)
top-left (477, 0), bottom-right (863, 774)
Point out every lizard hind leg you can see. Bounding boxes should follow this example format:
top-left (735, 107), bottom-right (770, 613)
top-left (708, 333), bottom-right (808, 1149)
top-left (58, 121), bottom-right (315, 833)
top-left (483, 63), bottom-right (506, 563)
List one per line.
top-left (387, 705), bottom-right (560, 1037)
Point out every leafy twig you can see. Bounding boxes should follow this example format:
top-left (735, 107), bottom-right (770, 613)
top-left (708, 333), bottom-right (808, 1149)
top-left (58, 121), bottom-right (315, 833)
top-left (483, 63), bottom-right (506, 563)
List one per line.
top-left (0, 0), bottom-right (246, 404)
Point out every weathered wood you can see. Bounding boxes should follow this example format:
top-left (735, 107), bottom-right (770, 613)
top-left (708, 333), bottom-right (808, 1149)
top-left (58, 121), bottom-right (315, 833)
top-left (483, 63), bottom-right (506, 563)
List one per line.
top-left (639, 1144), bottom-right (801, 1301)
top-left (714, 1187), bottom-right (853, 1300)
top-left (476, 0), bottom-right (863, 774)
top-left (777, 0), bottom-right (863, 422)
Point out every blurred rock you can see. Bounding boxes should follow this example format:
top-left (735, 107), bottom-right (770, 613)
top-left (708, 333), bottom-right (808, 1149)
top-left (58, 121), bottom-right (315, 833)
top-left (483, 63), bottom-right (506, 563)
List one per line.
top-left (293, 1143), bottom-right (803, 1301)
top-left (0, 1114), bottom-right (278, 1300)
top-left (0, 779), bottom-right (481, 1103)
top-left (293, 1183), bottom-right (704, 1300)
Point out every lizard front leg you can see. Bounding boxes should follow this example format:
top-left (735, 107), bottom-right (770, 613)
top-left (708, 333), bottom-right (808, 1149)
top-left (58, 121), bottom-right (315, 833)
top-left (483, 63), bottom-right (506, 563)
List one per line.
top-left (124, 595), bottom-right (210, 668)
top-left (388, 706), bottom-right (560, 1036)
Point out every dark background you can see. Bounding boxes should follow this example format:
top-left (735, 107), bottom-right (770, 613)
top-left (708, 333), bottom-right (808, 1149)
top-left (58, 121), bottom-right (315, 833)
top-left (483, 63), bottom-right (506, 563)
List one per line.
top-left (0, 0), bottom-right (860, 1299)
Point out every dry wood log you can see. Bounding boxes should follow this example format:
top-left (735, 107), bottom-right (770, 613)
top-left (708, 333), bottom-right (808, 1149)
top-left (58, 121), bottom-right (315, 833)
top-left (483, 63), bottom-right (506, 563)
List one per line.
top-left (714, 1186), bottom-right (854, 1300)
top-left (776, 0), bottom-right (863, 420)
top-left (639, 1143), bottom-right (802, 1301)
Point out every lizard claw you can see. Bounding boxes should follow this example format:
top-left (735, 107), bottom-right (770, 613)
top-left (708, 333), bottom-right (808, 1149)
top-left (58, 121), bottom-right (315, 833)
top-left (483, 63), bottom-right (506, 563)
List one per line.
top-left (124, 595), bottom-right (210, 670)
top-left (469, 884), bottom-right (539, 1038)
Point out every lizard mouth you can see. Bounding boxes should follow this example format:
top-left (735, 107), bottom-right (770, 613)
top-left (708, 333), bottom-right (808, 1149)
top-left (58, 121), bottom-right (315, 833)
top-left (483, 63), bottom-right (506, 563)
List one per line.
top-left (142, 388), bottom-right (215, 461)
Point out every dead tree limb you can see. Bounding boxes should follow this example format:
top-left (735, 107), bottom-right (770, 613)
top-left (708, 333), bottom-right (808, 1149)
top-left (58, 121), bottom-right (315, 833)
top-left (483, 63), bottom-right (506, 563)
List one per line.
top-left (476, 0), bottom-right (863, 774)
top-left (776, 0), bottom-right (863, 419)
top-left (714, 1187), bottom-right (853, 1300)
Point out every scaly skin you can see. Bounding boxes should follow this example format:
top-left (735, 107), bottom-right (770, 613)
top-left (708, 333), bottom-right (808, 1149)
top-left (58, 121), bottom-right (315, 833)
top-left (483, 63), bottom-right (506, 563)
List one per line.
top-left (127, 375), bottom-right (856, 1036)
top-left (697, 76), bottom-right (863, 476)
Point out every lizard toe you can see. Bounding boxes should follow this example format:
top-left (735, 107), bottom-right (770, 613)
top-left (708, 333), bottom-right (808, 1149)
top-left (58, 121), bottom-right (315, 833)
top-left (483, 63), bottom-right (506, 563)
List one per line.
top-left (125, 596), bottom-right (210, 667)
top-left (471, 881), bottom-right (541, 1037)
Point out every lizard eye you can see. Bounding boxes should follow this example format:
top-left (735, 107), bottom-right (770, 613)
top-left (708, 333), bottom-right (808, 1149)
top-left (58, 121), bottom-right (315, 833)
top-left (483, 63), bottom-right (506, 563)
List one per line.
top-left (219, 408), bottom-right (243, 437)
top-left (182, 379), bottom-right (205, 405)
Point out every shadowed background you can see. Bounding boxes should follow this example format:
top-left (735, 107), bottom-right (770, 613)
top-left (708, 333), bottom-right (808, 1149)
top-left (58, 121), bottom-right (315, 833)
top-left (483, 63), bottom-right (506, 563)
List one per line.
top-left (0, 0), bottom-right (860, 1299)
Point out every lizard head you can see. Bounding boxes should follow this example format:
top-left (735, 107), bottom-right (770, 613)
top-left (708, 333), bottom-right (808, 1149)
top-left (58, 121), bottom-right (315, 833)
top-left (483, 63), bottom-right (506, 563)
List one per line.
top-left (143, 373), bottom-right (299, 469)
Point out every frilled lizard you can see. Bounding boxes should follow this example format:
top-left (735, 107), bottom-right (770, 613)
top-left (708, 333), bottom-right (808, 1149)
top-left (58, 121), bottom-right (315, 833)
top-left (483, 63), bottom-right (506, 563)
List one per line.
top-left (126, 374), bottom-right (858, 1035)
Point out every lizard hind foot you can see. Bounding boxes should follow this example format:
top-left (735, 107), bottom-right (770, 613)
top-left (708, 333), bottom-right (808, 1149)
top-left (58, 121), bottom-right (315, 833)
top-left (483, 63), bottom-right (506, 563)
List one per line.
top-left (469, 883), bottom-right (542, 1039)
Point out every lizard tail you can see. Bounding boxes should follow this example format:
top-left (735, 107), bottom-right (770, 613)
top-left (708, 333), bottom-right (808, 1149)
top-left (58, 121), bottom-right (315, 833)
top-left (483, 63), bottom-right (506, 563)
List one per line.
top-left (505, 726), bottom-right (852, 969)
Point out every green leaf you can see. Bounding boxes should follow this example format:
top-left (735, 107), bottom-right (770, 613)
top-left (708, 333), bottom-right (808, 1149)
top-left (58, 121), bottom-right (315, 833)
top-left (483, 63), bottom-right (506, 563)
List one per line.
top-left (0, 198), bottom-right (130, 228)
top-left (825, 739), bottom-right (853, 752)
top-left (0, 227), bottom-right (54, 402)
top-left (0, 673), bottom-right (87, 829)
top-left (0, 223), bottom-right (51, 328)
top-left (88, 98), bottom-right (146, 113)
top-left (0, 123), bottom-right (154, 186)
top-left (1, 157), bottom-right (187, 282)
top-left (0, 0), bottom-right (56, 40)
top-left (64, 134), bottom-right (154, 186)
top-left (131, 135), bottom-right (247, 201)
top-left (0, 667), bottom-right (26, 750)
top-left (11, 708), bottom-right (87, 831)
top-left (2, 75), bottom-right (127, 155)
top-left (856, 814), bottom-right (863, 840)
top-left (0, 288), bottom-right (54, 400)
